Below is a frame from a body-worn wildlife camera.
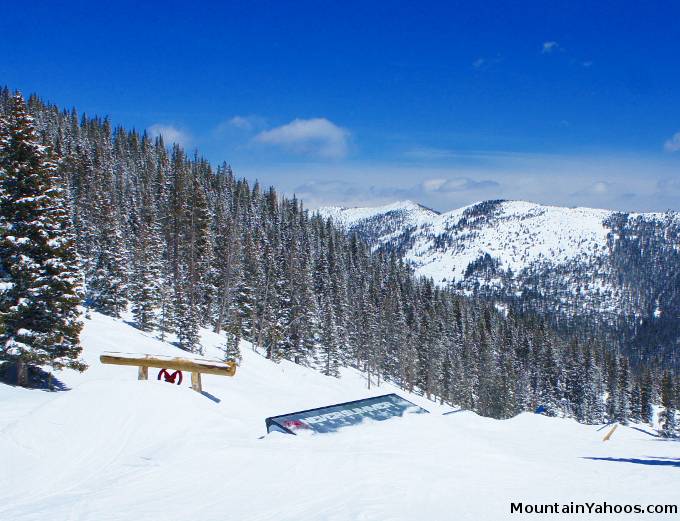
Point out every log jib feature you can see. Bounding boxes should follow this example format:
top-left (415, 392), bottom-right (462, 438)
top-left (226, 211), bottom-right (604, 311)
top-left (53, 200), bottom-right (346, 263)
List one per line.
top-left (100, 353), bottom-right (236, 376)
top-left (100, 353), bottom-right (236, 393)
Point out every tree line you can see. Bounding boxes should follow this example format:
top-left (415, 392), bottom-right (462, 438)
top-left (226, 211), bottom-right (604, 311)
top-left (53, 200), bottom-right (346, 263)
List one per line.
top-left (0, 89), bottom-right (677, 436)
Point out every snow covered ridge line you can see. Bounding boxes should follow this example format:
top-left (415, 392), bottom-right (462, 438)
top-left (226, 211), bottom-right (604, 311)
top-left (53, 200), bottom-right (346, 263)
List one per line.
top-left (317, 200), bottom-right (440, 230)
top-left (317, 198), bottom-right (679, 232)
top-left (316, 198), bottom-right (680, 298)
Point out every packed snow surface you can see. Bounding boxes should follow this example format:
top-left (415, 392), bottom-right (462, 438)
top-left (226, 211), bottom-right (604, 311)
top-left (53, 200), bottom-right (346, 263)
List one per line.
top-left (1, 313), bottom-right (679, 520)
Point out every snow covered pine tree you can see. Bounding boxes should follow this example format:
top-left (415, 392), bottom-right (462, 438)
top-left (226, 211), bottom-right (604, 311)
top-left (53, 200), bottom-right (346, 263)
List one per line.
top-left (660, 371), bottom-right (678, 438)
top-left (0, 93), bottom-right (84, 386)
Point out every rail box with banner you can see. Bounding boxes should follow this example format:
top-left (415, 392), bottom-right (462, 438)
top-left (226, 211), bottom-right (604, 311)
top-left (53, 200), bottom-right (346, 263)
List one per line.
top-left (265, 393), bottom-right (428, 435)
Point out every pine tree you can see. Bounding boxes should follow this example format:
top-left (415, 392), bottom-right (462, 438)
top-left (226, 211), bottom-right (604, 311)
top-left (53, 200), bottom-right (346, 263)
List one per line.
top-left (213, 211), bottom-right (242, 335)
top-left (129, 217), bottom-right (163, 330)
top-left (659, 371), bottom-right (677, 438)
top-left (129, 140), bottom-right (164, 331)
top-left (220, 333), bottom-right (242, 365)
top-left (174, 275), bottom-right (201, 353)
top-left (85, 133), bottom-right (129, 316)
top-left (616, 357), bottom-right (632, 424)
top-left (292, 239), bottom-right (320, 366)
top-left (639, 371), bottom-right (655, 424)
top-left (629, 383), bottom-right (642, 423)
top-left (534, 341), bottom-right (561, 416)
top-left (320, 292), bottom-right (340, 377)
top-left (233, 229), bottom-right (259, 338)
top-left (605, 354), bottom-right (619, 422)
top-left (581, 344), bottom-right (605, 423)
top-left (0, 93), bottom-right (84, 385)
top-left (87, 215), bottom-right (128, 316)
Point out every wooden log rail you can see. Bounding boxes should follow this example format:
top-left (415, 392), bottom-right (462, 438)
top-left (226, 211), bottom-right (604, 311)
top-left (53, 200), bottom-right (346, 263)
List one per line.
top-left (100, 353), bottom-right (236, 393)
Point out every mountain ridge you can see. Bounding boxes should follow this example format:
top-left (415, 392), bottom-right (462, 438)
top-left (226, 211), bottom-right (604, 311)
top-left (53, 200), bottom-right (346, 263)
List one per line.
top-left (318, 198), bottom-right (678, 282)
top-left (318, 199), bottom-right (680, 368)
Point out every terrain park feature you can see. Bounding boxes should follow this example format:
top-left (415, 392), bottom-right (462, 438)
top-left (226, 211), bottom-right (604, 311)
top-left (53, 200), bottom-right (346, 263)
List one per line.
top-left (265, 393), bottom-right (428, 434)
top-left (99, 353), bottom-right (236, 393)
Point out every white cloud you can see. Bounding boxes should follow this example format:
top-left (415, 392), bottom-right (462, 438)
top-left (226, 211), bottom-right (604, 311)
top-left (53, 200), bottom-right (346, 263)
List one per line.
top-left (147, 124), bottom-right (191, 147)
top-left (228, 116), bottom-right (254, 130)
top-left (657, 178), bottom-right (680, 195)
top-left (663, 132), bottom-right (680, 152)
top-left (254, 118), bottom-right (350, 159)
top-left (422, 178), bottom-right (447, 191)
top-left (589, 181), bottom-right (609, 194)
top-left (236, 151), bottom-right (680, 212)
top-left (405, 146), bottom-right (457, 160)
top-left (542, 41), bottom-right (559, 54)
top-left (222, 115), bottom-right (266, 132)
top-left (472, 55), bottom-right (503, 70)
top-left (422, 177), bottom-right (499, 193)
top-left (570, 181), bottom-right (611, 197)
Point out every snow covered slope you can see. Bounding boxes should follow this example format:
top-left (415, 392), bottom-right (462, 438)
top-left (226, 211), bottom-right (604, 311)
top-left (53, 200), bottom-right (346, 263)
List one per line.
top-left (318, 199), bottom-right (680, 367)
top-left (1, 313), bottom-right (679, 520)
top-left (318, 199), bottom-right (674, 284)
top-left (319, 200), bottom-right (440, 245)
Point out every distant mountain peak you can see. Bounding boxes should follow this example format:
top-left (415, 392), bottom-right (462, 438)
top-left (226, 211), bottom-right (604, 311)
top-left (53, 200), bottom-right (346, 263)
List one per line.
top-left (320, 199), bottom-right (439, 217)
top-left (317, 200), bottom-right (440, 243)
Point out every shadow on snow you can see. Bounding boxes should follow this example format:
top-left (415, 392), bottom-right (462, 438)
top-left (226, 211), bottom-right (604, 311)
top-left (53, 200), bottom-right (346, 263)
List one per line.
top-left (0, 362), bottom-right (70, 391)
top-left (583, 457), bottom-right (680, 468)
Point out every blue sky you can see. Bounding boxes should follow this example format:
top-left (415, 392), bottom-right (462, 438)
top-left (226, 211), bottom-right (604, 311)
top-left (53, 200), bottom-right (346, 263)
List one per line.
top-left (3, 0), bottom-right (680, 211)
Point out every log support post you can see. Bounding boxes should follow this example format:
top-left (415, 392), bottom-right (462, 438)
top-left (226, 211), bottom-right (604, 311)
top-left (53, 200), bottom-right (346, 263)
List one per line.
top-left (603, 423), bottom-right (618, 441)
top-left (16, 361), bottom-right (28, 387)
top-left (191, 371), bottom-right (202, 393)
top-left (138, 366), bottom-right (149, 380)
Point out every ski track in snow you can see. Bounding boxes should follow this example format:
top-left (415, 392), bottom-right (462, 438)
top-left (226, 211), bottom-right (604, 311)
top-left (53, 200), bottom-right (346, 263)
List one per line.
top-left (1, 312), bottom-right (679, 520)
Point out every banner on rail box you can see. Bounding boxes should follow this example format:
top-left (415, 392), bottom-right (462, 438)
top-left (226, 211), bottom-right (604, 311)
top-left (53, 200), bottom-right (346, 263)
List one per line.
top-left (265, 393), bottom-right (428, 434)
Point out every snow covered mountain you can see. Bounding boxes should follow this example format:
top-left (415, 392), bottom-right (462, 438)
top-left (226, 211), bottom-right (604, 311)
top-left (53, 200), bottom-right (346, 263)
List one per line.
top-left (318, 199), bottom-right (680, 367)
top-left (1, 312), bottom-right (677, 521)
top-left (319, 200), bottom-right (440, 244)
top-left (319, 200), bottom-right (616, 282)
